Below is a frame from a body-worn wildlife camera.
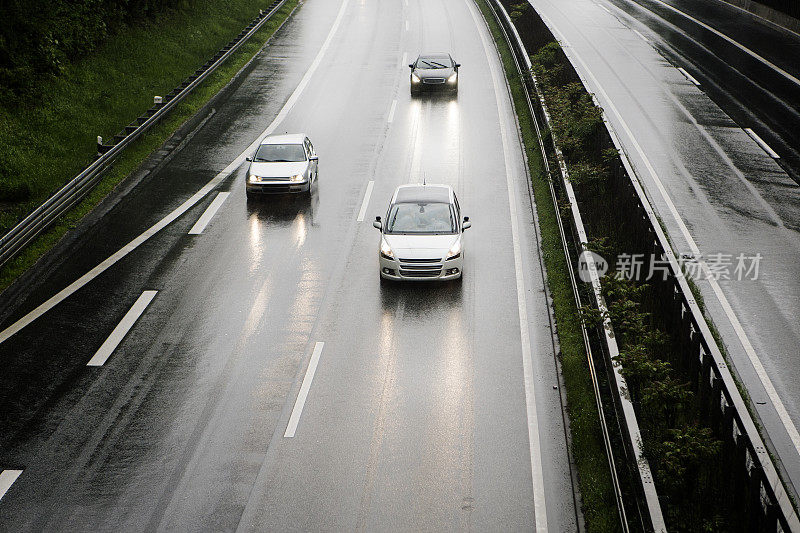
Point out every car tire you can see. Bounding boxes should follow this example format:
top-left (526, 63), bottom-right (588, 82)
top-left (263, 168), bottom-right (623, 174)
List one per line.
top-left (411, 86), bottom-right (420, 97)
top-left (246, 190), bottom-right (254, 201)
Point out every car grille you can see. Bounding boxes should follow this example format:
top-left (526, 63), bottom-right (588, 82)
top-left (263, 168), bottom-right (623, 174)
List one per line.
top-left (257, 185), bottom-right (291, 193)
top-left (423, 78), bottom-right (446, 84)
top-left (257, 176), bottom-right (290, 181)
top-left (398, 258), bottom-right (443, 278)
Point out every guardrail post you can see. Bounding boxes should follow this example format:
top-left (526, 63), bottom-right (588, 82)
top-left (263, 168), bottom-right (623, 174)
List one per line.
top-left (96, 135), bottom-right (112, 156)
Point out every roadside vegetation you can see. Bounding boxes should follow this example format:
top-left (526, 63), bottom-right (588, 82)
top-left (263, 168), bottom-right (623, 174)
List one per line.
top-left (0, 0), bottom-right (298, 291)
top-left (475, 1), bottom-right (622, 530)
top-left (528, 25), bottom-right (736, 533)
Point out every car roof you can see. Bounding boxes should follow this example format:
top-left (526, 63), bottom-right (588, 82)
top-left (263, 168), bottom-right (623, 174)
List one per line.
top-left (259, 133), bottom-right (307, 145)
top-left (392, 184), bottom-right (453, 204)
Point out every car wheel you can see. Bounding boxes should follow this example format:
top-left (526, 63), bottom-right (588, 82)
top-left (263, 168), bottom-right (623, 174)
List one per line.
top-left (246, 190), bottom-right (254, 201)
top-left (411, 86), bottom-right (420, 97)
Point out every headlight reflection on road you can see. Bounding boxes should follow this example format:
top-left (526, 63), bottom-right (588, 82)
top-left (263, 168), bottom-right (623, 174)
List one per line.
top-left (436, 308), bottom-right (473, 436)
top-left (446, 100), bottom-right (460, 185)
top-left (294, 212), bottom-right (307, 248)
top-left (249, 214), bottom-right (264, 272)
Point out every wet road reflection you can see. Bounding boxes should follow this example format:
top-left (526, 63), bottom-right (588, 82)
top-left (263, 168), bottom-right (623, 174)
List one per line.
top-left (0, 0), bottom-right (575, 529)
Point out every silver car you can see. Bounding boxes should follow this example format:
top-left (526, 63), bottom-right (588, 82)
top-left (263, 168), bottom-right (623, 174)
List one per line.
top-left (245, 133), bottom-right (318, 198)
top-left (373, 184), bottom-right (470, 282)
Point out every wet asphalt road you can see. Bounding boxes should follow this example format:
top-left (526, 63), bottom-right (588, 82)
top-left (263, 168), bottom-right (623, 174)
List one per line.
top-left (527, 0), bottom-right (800, 497)
top-left (0, 0), bottom-right (578, 530)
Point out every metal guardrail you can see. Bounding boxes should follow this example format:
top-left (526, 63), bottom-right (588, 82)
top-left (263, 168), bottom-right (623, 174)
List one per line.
top-left (480, 1), bottom-right (632, 530)
top-left (482, 0), bottom-right (665, 530)
top-left (485, 0), bottom-right (800, 530)
top-left (0, 0), bottom-right (288, 268)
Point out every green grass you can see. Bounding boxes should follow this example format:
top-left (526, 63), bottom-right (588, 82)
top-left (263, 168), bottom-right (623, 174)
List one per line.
top-left (474, 1), bottom-right (621, 530)
top-left (0, 0), bottom-right (299, 291)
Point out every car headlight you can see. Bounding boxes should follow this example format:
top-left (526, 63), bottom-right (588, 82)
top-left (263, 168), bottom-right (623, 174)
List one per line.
top-left (248, 174), bottom-right (260, 183)
top-left (290, 174), bottom-right (305, 182)
top-left (411, 72), bottom-right (421, 83)
top-left (380, 239), bottom-right (394, 260)
top-left (446, 240), bottom-right (461, 260)
top-left (447, 72), bottom-right (457, 83)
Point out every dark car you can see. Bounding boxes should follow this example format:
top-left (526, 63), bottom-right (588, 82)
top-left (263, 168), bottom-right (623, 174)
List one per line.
top-left (409, 53), bottom-right (460, 96)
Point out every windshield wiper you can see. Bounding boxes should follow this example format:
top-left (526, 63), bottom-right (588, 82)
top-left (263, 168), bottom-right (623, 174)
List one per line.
top-left (429, 61), bottom-right (448, 68)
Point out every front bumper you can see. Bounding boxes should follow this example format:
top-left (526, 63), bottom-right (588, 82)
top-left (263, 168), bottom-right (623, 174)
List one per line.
top-left (246, 179), bottom-right (309, 195)
top-left (379, 254), bottom-right (463, 281)
top-left (411, 77), bottom-right (457, 92)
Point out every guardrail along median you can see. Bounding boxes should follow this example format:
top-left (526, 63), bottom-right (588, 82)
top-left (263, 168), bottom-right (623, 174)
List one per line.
top-left (485, 0), bottom-right (800, 530)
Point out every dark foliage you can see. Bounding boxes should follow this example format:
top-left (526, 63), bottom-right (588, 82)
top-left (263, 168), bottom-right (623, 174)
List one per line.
top-left (0, 0), bottom-right (190, 104)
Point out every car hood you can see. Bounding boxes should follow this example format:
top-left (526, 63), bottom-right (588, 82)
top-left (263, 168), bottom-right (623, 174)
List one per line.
top-left (248, 161), bottom-right (308, 178)
top-left (415, 67), bottom-right (455, 79)
top-left (384, 234), bottom-right (459, 258)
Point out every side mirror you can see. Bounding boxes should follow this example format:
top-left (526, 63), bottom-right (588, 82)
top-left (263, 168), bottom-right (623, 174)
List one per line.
top-left (373, 216), bottom-right (382, 230)
top-left (462, 216), bottom-right (471, 230)
top-left (246, 157), bottom-right (252, 162)
top-left (309, 155), bottom-right (318, 161)
top-left (409, 63), bottom-right (414, 69)
top-left (455, 63), bottom-right (461, 68)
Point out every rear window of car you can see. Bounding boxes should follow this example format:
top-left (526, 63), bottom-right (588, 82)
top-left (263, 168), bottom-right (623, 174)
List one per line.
top-left (386, 202), bottom-right (457, 234)
top-left (254, 144), bottom-right (306, 162)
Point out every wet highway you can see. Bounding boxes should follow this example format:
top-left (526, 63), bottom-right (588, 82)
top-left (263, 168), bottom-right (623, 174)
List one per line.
top-left (0, 0), bottom-right (579, 530)
top-left (527, 0), bottom-right (800, 498)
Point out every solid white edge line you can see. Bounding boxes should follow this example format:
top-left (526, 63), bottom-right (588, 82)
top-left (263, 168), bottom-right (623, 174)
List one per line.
top-left (645, 0), bottom-right (800, 87)
top-left (632, 28), bottom-right (649, 42)
top-left (188, 192), bottom-right (230, 234)
top-left (677, 66), bottom-right (701, 86)
top-left (387, 99), bottom-right (398, 123)
top-left (745, 128), bottom-right (781, 159)
top-left (0, 0), bottom-right (353, 346)
top-left (467, 1), bottom-right (548, 530)
top-left (357, 181), bottom-right (375, 222)
top-left (0, 470), bottom-right (22, 501)
top-left (535, 10), bottom-right (800, 456)
top-left (284, 341), bottom-right (325, 437)
top-left (599, 4), bottom-right (612, 14)
top-left (87, 290), bottom-right (158, 367)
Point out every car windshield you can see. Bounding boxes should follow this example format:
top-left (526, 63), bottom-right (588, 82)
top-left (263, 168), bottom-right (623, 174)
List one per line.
top-left (253, 143), bottom-right (306, 162)
top-left (386, 202), bottom-right (457, 234)
top-left (416, 56), bottom-right (451, 69)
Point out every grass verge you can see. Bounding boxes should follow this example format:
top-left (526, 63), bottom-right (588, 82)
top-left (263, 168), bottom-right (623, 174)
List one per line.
top-left (474, 0), bottom-right (621, 530)
top-left (0, 0), bottom-right (299, 292)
